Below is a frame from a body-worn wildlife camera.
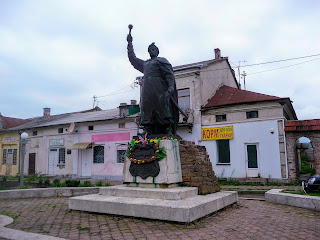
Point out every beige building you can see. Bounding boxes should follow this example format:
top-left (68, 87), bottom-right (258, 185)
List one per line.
top-left (173, 49), bottom-right (239, 141)
top-left (0, 114), bottom-right (30, 176)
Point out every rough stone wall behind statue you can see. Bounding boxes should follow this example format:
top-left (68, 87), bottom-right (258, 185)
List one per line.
top-left (179, 140), bottom-right (220, 195)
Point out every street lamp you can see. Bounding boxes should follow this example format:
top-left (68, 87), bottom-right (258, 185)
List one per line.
top-left (20, 132), bottom-right (28, 186)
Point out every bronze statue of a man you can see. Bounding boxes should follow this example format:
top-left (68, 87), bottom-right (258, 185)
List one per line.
top-left (127, 28), bottom-right (179, 136)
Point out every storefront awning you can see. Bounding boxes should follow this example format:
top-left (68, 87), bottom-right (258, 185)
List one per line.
top-left (70, 142), bottom-right (92, 150)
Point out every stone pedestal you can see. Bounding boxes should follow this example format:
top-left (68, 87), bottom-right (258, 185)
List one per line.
top-left (69, 140), bottom-right (237, 222)
top-left (69, 186), bottom-right (237, 223)
top-left (123, 140), bottom-right (182, 185)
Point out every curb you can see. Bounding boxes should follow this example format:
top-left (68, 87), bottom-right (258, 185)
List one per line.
top-left (0, 187), bottom-right (99, 199)
top-left (0, 215), bottom-right (65, 240)
top-left (265, 189), bottom-right (320, 211)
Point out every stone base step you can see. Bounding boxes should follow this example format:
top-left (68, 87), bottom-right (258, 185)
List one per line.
top-left (69, 190), bottom-right (237, 223)
top-left (99, 185), bottom-right (198, 200)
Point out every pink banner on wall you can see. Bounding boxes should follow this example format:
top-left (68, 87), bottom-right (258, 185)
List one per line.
top-left (92, 132), bottom-right (130, 142)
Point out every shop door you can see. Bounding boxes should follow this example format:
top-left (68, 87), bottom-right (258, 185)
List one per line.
top-left (81, 149), bottom-right (92, 177)
top-left (28, 153), bottom-right (36, 176)
top-left (6, 149), bottom-right (13, 175)
top-left (246, 144), bottom-right (259, 177)
top-left (48, 149), bottom-right (58, 175)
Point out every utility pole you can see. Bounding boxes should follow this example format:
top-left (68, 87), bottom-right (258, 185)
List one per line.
top-left (93, 95), bottom-right (97, 108)
top-left (241, 71), bottom-right (247, 90)
top-left (237, 61), bottom-right (245, 89)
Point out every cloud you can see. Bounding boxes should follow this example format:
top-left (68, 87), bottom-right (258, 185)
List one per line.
top-left (0, 0), bottom-right (319, 121)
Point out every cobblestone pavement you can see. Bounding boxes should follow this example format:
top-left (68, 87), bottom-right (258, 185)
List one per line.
top-left (0, 197), bottom-right (319, 240)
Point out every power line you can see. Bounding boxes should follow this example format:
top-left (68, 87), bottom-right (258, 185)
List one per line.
top-left (95, 89), bottom-right (136, 103)
top-left (247, 57), bottom-right (320, 75)
top-left (200, 53), bottom-right (320, 73)
top-left (96, 83), bottom-right (135, 98)
top-left (241, 53), bottom-right (320, 67)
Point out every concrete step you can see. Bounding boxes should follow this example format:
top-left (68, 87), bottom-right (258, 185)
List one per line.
top-left (69, 190), bottom-right (238, 223)
top-left (99, 185), bottom-right (198, 200)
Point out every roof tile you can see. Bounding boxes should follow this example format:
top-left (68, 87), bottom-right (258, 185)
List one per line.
top-left (202, 85), bottom-right (288, 109)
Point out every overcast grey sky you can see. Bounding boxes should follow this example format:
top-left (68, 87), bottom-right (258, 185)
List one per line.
top-left (0, 0), bottom-right (319, 120)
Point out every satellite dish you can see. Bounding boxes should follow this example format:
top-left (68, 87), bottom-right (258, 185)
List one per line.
top-left (68, 122), bottom-right (75, 133)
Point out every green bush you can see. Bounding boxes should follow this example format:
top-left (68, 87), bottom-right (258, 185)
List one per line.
top-left (18, 185), bottom-right (30, 189)
top-left (95, 181), bottom-right (103, 187)
top-left (1, 176), bottom-right (7, 182)
top-left (52, 179), bottom-right (61, 187)
top-left (300, 160), bottom-right (316, 175)
top-left (0, 185), bottom-right (9, 190)
top-left (65, 180), bottom-right (80, 187)
top-left (80, 181), bottom-right (93, 187)
top-left (38, 177), bottom-right (43, 185)
top-left (44, 179), bottom-right (50, 185)
top-left (105, 182), bottom-right (111, 187)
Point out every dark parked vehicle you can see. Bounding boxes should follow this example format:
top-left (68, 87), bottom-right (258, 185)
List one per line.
top-left (302, 175), bottom-right (320, 193)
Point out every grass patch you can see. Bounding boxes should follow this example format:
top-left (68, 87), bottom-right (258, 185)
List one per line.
top-left (77, 225), bottom-right (90, 231)
top-left (79, 181), bottom-right (93, 187)
top-left (3, 212), bottom-right (19, 219)
top-left (95, 181), bottom-right (104, 187)
top-left (281, 190), bottom-right (320, 197)
top-left (0, 185), bottom-right (10, 190)
top-left (17, 185), bottom-right (30, 189)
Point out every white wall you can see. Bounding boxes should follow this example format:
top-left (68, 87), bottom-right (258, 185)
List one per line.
top-left (201, 120), bottom-right (282, 179)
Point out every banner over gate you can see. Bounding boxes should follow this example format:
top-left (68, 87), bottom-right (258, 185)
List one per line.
top-left (202, 126), bottom-right (233, 140)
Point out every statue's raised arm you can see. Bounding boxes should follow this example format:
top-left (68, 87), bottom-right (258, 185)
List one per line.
top-left (127, 25), bottom-right (144, 73)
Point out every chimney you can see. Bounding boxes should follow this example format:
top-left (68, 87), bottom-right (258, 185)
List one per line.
top-left (130, 100), bottom-right (137, 105)
top-left (214, 48), bottom-right (221, 59)
top-left (43, 108), bottom-right (51, 117)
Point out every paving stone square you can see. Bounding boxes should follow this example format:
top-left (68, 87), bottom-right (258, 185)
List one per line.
top-left (0, 197), bottom-right (319, 240)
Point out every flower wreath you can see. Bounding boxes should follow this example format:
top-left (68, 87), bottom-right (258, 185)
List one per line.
top-left (126, 136), bottom-right (178, 164)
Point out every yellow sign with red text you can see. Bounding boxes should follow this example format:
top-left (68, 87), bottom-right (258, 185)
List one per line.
top-left (202, 126), bottom-right (233, 140)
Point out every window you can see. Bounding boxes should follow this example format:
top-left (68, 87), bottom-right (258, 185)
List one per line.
top-left (117, 144), bottom-right (127, 163)
top-left (88, 126), bottom-right (94, 131)
top-left (58, 148), bottom-right (66, 165)
top-left (2, 149), bottom-right (7, 165)
top-left (13, 149), bottom-right (17, 165)
top-left (178, 88), bottom-right (190, 110)
top-left (119, 107), bottom-right (129, 117)
top-left (93, 146), bottom-right (104, 163)
top-left (119, 123), bottom-right (125, 128)
top-left (32, 131), bottom-right (38, 136)
top-left (216, 114), bottom-right (226, 122)
top-left (246, 111), bottom-right (259, 119)
top-left (217, 140), bottom-right (230, 164)
top-left (58, 128), bottom-right (63, 133)
top-left (2, 149), bottom-right (17, 165)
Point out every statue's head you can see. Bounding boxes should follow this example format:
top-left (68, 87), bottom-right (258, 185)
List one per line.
top-left (148, 42), bottom-right (159, 58)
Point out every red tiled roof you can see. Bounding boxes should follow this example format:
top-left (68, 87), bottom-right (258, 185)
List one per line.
top-left (202, 85), bottom-right (289, 109)
top-left (285, 119), bottom-right (320, 131)
top-left (2, 116), bottom-right (31, 129)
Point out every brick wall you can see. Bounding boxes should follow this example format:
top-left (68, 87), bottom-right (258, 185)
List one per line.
top-left (179, 140), bottom-right (220, 195)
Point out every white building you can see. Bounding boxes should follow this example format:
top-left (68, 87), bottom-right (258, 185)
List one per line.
top-left (7, 105), bottom-right (139, 180)
top-left (141, 49), bottom-right (298, 180)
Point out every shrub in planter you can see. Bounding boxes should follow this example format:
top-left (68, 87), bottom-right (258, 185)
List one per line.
top-left (95, 181), bottom-right (103, 186)
top-left (52, 179), bottom-right (61, 187)
top-left (65, 180), bottom-right (80, 187)
top-left (80, 181), bottom-right (93, 187)
top-left (44, 179), bottom-right (50, 186)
